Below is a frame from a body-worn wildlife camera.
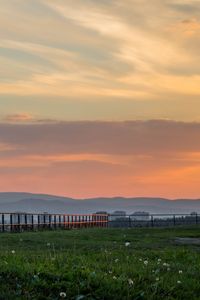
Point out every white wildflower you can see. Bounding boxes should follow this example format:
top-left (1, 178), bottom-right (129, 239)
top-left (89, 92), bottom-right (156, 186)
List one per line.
top-left (11, 250), bottom-right (15, 254)
top-left (177, 281), bottom-right (181, 284)
top-left (157, 259), bottom-right (161, 262)
top-left (60, 292), bottom-right (66, 298)
top-left (128, 278), bottom-right (134, 285)
top-left (125, 242), bottom-right (130, 247)
top-left (144, 260), bottom-right (148, 265)
top-left (156, 277), bottom-right (159, 281)
top-left (113, 276), bottom-right (117, 280)
top-left (115, 259), bottom-right (119, 263)
top-left (179, 270), bottom-right (183, 274)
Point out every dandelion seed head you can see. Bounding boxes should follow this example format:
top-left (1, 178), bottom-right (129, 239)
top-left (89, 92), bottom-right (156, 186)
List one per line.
top-left (128, 278), bottom-right (134, 285)
top-left (125, 242), bottom-right (130, 247)
top-left (60, 292), bottom-right (66, 298)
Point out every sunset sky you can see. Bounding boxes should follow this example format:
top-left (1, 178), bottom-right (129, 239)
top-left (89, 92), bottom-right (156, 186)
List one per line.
top-left (0, 0), bottom-right (200, 198)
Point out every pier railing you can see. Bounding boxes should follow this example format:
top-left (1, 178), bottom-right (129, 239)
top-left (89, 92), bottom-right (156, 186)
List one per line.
top-left (108, 213), bottom-right (200, 228)
top-left (0, 212), bottom-right (199, 232)
top-left (0, 213), bottom-right (108, 232)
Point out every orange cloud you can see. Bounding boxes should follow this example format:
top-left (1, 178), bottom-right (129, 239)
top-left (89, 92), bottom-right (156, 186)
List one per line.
top-left (4, 113), bottom-right (34, 122)
top-left (0, 120), bottom-right (199, 198)
top-left (167, 18), bottom-right (200, 37)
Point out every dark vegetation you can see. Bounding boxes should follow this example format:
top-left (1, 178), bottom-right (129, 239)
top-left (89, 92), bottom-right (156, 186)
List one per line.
top-left (0, 227), bottom-right (200, 299)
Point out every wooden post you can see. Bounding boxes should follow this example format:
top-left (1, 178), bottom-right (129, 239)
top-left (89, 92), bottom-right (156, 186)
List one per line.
top-left (44, 214), bottom-right (46, 229)
top-left (49, 215), bottom-right (51, 229)
top-left (72, 215), bottom-right (74, 228)
top-left (38, 215), bottom-right (40, 230)
top-left (10, 214), bottom-right (13, 232)
top-left (74, 215), bottom-right (77, 228)
top-left (61, 215), bottom-right (63, 228)
top-left (63, 215), bottom-right (66, 229)
top-left (54, 215), bottom-right (56, 229)
top-left (129, 216), bottom-right (131, 228)
top-left (151, 215), bottom-right (154, 227)
top-left (25, 214), bottom-right (27, 230)
top-left (32, 215), bottom-right (34, 230)
top-left (2, 214), bottom-right (4, 232)
top-left (173, 215), bottom-right (176, 226)
top-left (106, 214), bottom-right (109, 228)
top-left (67, 215), bottom-right (69, 229)
top-left (18, 214), bottom-right (20, 232)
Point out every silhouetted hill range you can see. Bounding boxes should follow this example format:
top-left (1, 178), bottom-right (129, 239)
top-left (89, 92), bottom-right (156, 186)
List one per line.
top-left (0, 193), bottom-right (200, 214)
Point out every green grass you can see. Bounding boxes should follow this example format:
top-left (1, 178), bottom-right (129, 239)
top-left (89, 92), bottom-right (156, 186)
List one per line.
top-left (0, 226), bottom-right (200, 299)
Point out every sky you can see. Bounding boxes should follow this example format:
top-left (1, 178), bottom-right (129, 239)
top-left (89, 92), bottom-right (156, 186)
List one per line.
top-left (0, 0), bottom-right (200, 198)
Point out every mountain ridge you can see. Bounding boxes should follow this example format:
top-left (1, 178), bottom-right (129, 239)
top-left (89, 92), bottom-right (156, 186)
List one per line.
top-left (0, 192), bottom-right (199, 214)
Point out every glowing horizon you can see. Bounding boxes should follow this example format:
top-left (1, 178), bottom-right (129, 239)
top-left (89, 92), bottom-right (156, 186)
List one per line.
top-left (0, 1), bottom-right (200, 198)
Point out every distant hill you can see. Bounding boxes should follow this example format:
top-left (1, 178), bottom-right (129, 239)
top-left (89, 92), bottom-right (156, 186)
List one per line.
top-left (0, 193), bottom-right (200, 214)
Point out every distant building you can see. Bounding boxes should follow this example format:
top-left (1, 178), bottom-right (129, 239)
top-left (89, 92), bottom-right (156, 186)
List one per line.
top-left (111, 211), bottom-right (126, 221)
top-left (131, 211), bottom-right (150, 221)
top-left (113, 210), bottom-right (126, 216)
top-left (190, 212), bottom-right (198, 216)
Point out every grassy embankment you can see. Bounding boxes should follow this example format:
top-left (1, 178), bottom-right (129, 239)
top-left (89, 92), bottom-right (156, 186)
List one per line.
top-left (0, 226), bottom-right (200, 299)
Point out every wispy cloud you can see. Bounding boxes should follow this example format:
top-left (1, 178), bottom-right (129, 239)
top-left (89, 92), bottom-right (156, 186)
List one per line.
top-left (4, 113), bottom-right (34, 123)
top-left (0, 0), bottom-right (200, 120)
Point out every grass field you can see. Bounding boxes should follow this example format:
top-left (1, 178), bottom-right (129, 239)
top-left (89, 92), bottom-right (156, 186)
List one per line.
top-left (0, 227), bottom-right (200, 300)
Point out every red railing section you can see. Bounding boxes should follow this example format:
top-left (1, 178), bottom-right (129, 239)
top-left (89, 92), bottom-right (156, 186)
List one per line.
top-left (0, 213), bottom-right (109, 232)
